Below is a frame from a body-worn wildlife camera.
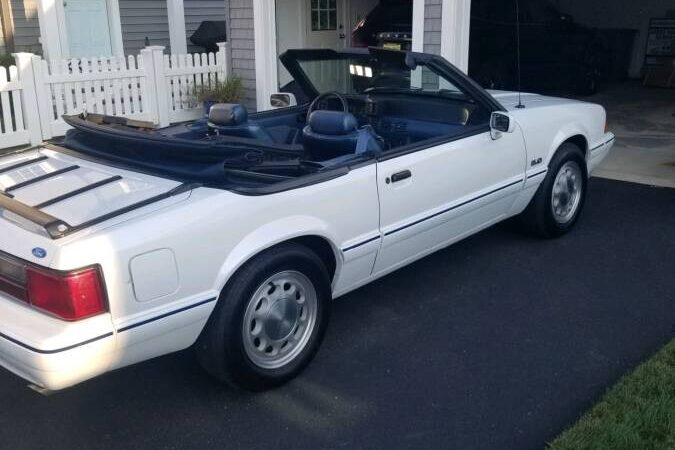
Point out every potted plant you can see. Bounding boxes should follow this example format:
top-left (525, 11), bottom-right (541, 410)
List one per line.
top-left (192, 77), bottom-right (244, 115)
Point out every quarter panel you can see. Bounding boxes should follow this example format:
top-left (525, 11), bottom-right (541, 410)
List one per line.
top-left (44, 164), bottom-right (380, 371)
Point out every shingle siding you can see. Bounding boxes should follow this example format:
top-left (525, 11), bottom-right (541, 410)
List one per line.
top-left (424, 0), bottom-right (442, 56)
top-left (10, 0), bottom-right (41, 54)
top-left (0, 16), bottom-right (5, 54)
top-left (184, 0), bottom-right (228, 53)
top-left (120, 0), bottom-right (171, 55)
top-left (228, 0), bottom-right (256, 110)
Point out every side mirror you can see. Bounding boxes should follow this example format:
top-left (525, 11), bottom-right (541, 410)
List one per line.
top-left (270, 93), bottom-right (297, 109)
top-left (490, 111), bottom-right (515, 139)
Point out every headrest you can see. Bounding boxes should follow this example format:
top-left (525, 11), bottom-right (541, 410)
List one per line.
top-left (308, 111), bottom-right (358, 135)
top-left (208, 103), bottom-right (248, 126)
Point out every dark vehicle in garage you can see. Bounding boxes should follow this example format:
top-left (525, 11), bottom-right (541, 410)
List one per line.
top-left (470, 0), bottom-right (604, 95)
top-left (352, 0), bottom-right (413, 49)
top-left (351, 0), bottom-right (604, 95)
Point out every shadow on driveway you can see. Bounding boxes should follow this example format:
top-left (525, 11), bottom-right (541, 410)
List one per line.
top-left (1, 179), bottom-right (673, 450)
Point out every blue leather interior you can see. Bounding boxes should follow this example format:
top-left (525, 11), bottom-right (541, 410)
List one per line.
top-left (303, 111), bottom-right (382, 160)
top-left (307, 111), bottom-right (358, 135)
top-left (208, 103), bottom-right (274, 142)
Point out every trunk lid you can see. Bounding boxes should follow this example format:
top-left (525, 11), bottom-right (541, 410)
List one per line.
top-left (0, 146), bottom-right (189, 248)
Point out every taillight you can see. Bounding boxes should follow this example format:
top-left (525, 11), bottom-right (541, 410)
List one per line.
top-left (0, 251), bottom-right (107, 321)
top-left (26, 267), bottom-right (107, 321)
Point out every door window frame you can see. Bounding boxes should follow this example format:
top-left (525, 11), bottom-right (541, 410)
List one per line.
top-left (310, 0), bottom-right (338, 31)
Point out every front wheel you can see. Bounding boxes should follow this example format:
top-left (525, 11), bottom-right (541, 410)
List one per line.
top-left (196, 243), bottom-right (331, 391)
top-left (519, 142), bottom-right (587, 238)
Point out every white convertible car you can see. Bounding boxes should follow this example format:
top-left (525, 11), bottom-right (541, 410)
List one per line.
top-left (0, 48), bottom-right (613, 391)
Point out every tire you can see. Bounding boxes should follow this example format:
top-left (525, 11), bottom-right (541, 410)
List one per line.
top-left (196, 243), bottom-right (331, 391)
top-left (519, 142), bottom-right (588, 238)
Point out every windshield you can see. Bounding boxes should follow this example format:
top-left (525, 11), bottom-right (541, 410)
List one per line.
top-left (295, 55), bottom-right (461, 96)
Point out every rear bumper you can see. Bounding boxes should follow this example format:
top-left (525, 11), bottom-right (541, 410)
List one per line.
top-left (588, 132), bottom-right (615, 174)
top-left (0, 297), bottom-right (116, 391)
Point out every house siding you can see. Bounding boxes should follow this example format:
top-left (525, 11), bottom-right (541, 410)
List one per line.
top-left (424, 0), bottom-right (442, 55)
top-left (0, 14), bottom-right (5, 54)
top-left (228, 0), bottom-right (255, 110)
top-left (119, 0), bottom-right (171, 55)
top-left (184, 0), bottom-right (228, 53)
top-left (10, 0), bottom-right (41, 54)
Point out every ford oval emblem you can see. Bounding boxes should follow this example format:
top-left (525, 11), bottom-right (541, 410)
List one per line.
top-left (32, 247), bottom-right (47, 259)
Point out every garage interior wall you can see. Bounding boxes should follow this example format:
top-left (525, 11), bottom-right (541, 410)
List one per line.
top-left (553, 0), bottom-right (675, 78)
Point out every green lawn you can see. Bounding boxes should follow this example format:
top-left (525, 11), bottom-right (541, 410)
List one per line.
top-left (548, 339), bottom-right (675, 450)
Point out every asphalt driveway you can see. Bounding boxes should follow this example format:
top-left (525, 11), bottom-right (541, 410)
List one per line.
top-left (1, 178), bottom-right (673, 450)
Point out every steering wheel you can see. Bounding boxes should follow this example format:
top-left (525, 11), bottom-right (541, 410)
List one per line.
top-left (306, 91), bottom-right (349, 122)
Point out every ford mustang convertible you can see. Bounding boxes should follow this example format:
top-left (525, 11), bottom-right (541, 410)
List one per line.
top-left (0, 48), bottom-right (613, 391)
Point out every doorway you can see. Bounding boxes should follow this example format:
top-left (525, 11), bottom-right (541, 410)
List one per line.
top-left (63, 0), bottom-right (113, 58)
top-left (275, 0), bottom-right (383, 90)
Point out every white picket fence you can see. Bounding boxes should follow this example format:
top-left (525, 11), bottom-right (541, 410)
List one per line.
top-left (0, 43), bottom-right (229, 150)
top-left (0, 65), bottom-right (31, 148)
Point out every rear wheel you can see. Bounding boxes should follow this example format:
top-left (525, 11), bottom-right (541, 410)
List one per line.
top-left (519, 142), bottom-right (587, 238)
top-left (196, 243), bottom-right (331, 391)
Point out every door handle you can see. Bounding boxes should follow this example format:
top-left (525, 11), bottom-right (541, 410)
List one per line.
top-left (388, 170), bottom-right (412, 183)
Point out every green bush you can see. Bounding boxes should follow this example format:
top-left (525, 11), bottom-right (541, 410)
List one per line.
top-left (0, 53), bottom-right (14, 68)
top-left (192, 77), bottom-right (244, 104)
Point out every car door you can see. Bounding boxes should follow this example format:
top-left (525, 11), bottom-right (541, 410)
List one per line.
top-left (372, 93), bottom-right (526, 275)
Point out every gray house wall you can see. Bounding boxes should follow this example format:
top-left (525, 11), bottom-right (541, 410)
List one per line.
top-left (120, 0), bottom-right (171, 55)
top-left (10, 0), bottom-right (42, 54)
top-left (423, 0), bottom-right (441, 55)
top-left (0, 16), bottom-right (5, 54)
top-left (185, 0), bottom-right (228, 53)
top-left (228, 0), bottom-right (256, 110)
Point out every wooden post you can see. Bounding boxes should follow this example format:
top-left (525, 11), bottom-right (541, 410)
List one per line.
top-left (140, 45), bottom-right (169, 127)
top-left (216, 42), bottom-right (229, 79)
top-left (12, 53), bottom-right (44, 145)
top-left (440, 0), bottom-right (472, 74)
top-left (0, 0), bottom-right (15, 53)
top-left (411, 0), bottom-right (425, 88)
top-left (36, 0), bottom-right (64, 61)
top-left (166, 0), bottom-right (188, 55)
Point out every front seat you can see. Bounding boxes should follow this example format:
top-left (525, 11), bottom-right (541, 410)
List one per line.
top-left (207, 103), bottom-right (273, 142)
top-left (302, 110), bottom-right (382, 161)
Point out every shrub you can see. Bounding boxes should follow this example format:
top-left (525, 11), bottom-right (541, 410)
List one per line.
top-left (192, 77), bottom-right (244, 104)
top-left (0, 54), bottom-right (14, 68)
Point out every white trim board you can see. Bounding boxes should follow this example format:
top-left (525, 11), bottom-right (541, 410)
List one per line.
top-left (253, 0), bottom-right (278, 111)
top-left (440, 0), bottom-right (471, 73)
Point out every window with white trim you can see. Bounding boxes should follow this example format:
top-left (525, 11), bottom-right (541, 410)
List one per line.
top-left (311, 0), bottom-right (337, 31)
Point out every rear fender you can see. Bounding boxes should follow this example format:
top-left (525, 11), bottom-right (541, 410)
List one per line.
top-left (214, 215), bottom-right (342, 294)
